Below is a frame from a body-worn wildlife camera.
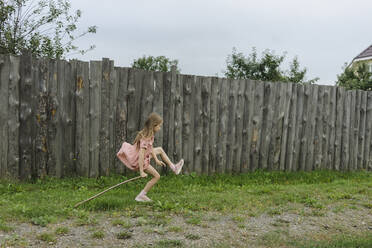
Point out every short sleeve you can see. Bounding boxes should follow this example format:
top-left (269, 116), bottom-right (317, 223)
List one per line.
top-left (139, 138), bottom-right (148, 150)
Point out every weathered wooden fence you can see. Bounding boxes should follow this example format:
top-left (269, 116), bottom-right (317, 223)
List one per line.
top-left (0, 54), bottom-right (371, 180)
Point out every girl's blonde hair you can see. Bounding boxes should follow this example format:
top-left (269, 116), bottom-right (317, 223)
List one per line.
top-left (133, 112), bottom-right (163, 148)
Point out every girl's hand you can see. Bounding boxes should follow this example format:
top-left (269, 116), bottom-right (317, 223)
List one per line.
top-left (140, 171), bottom-right (147, 178)
top-left (155, 159), bottom-right (166, 167)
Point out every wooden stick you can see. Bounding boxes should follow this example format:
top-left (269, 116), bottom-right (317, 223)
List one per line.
top-left (74, 176), bottom-right (142, 208)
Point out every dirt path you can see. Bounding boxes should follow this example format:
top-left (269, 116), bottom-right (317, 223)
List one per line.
top-left (1, 207), bottom-right (371, 248)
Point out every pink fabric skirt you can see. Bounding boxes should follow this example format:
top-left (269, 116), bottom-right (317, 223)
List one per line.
top-left (116, 142), bottom-right (152, 171)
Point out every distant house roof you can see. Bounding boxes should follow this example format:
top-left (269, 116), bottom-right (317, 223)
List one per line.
top-left (353, 44), bottom-right (372, 61)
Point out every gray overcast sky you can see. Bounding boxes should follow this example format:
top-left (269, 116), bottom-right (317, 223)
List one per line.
top-left (69, 0), bottom-right (372, 86)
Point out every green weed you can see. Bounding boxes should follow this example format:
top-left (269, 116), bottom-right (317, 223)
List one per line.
top-left (91, 230), bottom-right (105, 239)
top-left (116, 231), bottom-right (132, 239)
top-left (55, 226), bottom-right (69, 235)
top-left (37, 232), bottom-right (56, 243)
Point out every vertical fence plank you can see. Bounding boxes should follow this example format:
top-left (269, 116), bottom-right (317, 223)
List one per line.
top-left (209, 77), bottom-right (219, 174)
top-left (56, 59), bottom-right (66, 178)
top-left (163, 69), bottom-right (176, 172)
top-left (260, 82), bottom-right (276, 170)
top-left (233, 79), bottom-right (246, 173)
top-left (153, 71), bottom-right (164, 149)
top-left (99, 59), bottom-right (111, 176)
top-left (140, 70), bottom-right (154, 128)
top-left (89, 61), bottom-right (102, 178)
top-left (279, 83), bottom-right (293, 171)
top-left (352, 90), bottom-right (361, 171)
top-left (241, 79), bottom-right (252, 173)
top-left (314, 86), bottom-right (329, 169)
top-left (115, 67), bottom-right (129, 174)
top-left (322, 86), bottom-right (331, 170)
top-left (0, 55), bottom-right (10, 178)
top-left (268, 83), bottom-right (283, 170)
top-left (366, 92), bottom-right (372, 170)
top-left (357, 91), bottom-right (367, 170)
top-left (126, 69), bottom-right (141, 146)
top-left (305, 85), bottom-right (318, 171)
top-left (162, 71), bottom-right (171, 172)
top-left (174, 74), bottom-right (183, 166)
top-left (214, 78), bottom-right (222, 173)
top-left (201, 77), bottom-right (211, 174)
top-left (258, 82), bottom-right (270, 171)
top-left (75, 61), bottom-right (90, 177)
top-left (299, 84), bottom-right (311, 171)
top-left (341, 91), bottom-right (351, 171)
top-left (285, 83), bottom-right (297, 171)
top-left (30, 57), bottom-right (38, 179)
top-left (70, 61), bottom-right (79, 175)
top-left (328, 86), bottom-right (337, 170)
top-left (313, 86), bottom-right (324, 170)
top-left (182, 75), bottom-right (194, 174)
top-left (251, 81), bottom-right (264, 171)
top-left (193, 76), bottom-right (202, 174)
top-left (168, 69), bottom-right (177, 168)
top-left (47, 59), bottom-right (60, 177)
top-left (272, 83), bottom-right (286, 170)
top-left (109, 62), bottom-right (119, 174)
top-left (226, 79), bottom-right (238, 173)
top-left (65, 60), bottom-right (77, 177)
top-left (34, 58), bottom-right (48, 178)
top-left (334, 87), bottom-right (345, 171)
top-left (353, 90), bottom-right (360, 171)
top-left (293, 84), bottom-right (304, 171)
top-left (349, 91), bottom-right (357, 170)
top-left (217, 78), bottom-right (228, 173)
top-left (8, 56), bottom-right (20, 179)
top-left (19, 53), bottom-right (34, 180)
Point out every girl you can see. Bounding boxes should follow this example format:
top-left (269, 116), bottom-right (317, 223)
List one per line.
top-left (116, 113), bottom-right (184, 202)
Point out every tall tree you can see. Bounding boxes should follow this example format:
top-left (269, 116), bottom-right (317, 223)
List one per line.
top-left (132, 55), bottom-right (180, 73)
top-left (0, 0), bottom-right (97, 59)
top-left (336, 63), bottom-right (372, 91)
top-left (225, 47), bottom-right (319, 84)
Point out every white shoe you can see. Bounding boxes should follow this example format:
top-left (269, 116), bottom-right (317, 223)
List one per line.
top-left (135, 194), bottom-right (152, 202)
top-left (174, 159), bottom-right (184, 175)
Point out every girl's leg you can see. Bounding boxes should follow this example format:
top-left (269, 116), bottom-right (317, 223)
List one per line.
top-left (152, 147), bottom-right (184, 174)
top-left (135, 165), bottom-right (160, 202)
top-left (152, 147), bottom-right (174, 167)
top-left (143, 165), bottom-right (160, 193)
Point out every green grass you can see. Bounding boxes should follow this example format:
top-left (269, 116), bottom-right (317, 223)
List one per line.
top-left (112, 219), bottom-right (133, 228)
top-left (290, 232), bottom-right (372, 248)
top-left (55, 226), bottom-right (69, 235)
top-left (116, 231), bottom-right (132, 239)
top-left (167, 226), bottom-right (183, 232)
top-left (185, 233), bottom-right (201, 240)
top-left (0, 220), bottom-right (14, 232)
top-left (0, 234), bottom-right (28, 247)
top-left (91, 230), bottom-right (105, 239)
top-left (155, 239), bottom-right (184, 247)
top-left (37, 232), bottom-right (56, 243)
top-left (0, 170), bottom-right (371, 225)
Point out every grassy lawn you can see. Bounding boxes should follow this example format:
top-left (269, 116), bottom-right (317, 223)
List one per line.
top-left (0, 170), bottom-right (371, 247)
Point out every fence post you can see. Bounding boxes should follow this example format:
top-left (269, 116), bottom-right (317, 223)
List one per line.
top-left (0, 55), bottom-right (10, 178)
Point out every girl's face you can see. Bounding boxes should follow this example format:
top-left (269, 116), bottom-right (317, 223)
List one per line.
top-left (154, 123), bottom-right (162, 133)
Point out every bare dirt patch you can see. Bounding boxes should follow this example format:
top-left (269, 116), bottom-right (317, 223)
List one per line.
top-left (1, 207), bottom-right (371, 248)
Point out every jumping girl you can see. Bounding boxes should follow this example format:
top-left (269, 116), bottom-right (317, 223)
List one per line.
top-left (116, 113), bottom-right (184, 202)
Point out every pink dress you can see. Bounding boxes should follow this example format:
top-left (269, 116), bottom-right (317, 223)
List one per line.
top-left (116, 135), bottom-right (155, 171)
